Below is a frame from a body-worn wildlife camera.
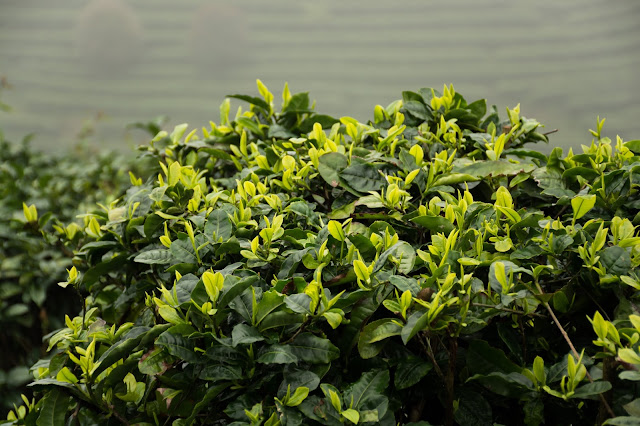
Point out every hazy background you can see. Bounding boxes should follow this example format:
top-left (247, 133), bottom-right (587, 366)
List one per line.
top-left (1, 0), bottom-right (639, 152)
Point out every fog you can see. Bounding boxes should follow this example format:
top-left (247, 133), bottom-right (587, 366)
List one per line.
top-left (1, 0), bottom-right (639, 152)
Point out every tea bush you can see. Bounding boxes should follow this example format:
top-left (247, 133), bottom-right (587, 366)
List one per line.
top-left (0, 133), bottom-right (137, 412)
top-left (5, 81), bottom-right (640, 425)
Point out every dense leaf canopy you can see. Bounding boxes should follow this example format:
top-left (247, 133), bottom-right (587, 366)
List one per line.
top-left (4, 82), bottom-right (640, 425)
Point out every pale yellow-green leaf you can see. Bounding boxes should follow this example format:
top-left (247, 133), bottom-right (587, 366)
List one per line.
top-left (342, 409), bottom-right (360, 425)
top-left (158, 306), bottom-right (184, 325)
top-left (170, 123), bottom-right (188, 144)
top-left (458, 257), bottom-right (481, 266)
top-left (323, 311), bottom-right (343, 329)
top-left (328, 390), bottom-right (342, 412)
top-left (494, 262), bottom-right (509, 292)
top-left (495, 186), bottom-right (513, 209)
top-left (409, 144), bottom-right (424, 165)
top-left (533, 356), bottom-right (546, 385)
top-left (571, 194), bottom-right (596, 221)
top-left (327, 220), bottom-right (345, 242)
top-left (286, 386), bottom-right (310, 407)
top-left (619, 348), bottom-right (640, 365)
top-left (56, 367), bottom-right (79, 384)
top-left (494, 237), bottom-right (513, 252)
top-left (22, 203), bottom-right (38, 223)
top-left (353, 260), bottom-right (370, 283)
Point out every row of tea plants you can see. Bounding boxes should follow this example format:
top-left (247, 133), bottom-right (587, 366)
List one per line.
top-left (0, 125), bottom-right (143, 412)
top-left (4, 81), bottom-right (640, 425)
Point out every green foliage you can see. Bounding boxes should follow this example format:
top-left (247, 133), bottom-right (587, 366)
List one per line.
top-left (0, 133), bottom-right (135, 412)
top-left (4, 81), bottom-right (640, 425)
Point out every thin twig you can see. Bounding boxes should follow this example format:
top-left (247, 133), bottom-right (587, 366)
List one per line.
top-left (107, 403), bottom-right (131, 426)
top-left (471, 303), bottom-right (545, 318)
top-left (543, 129), bottom-right (559, 136)
top-left (536, 283), bottom-right (616, 420)
top-left (418, 332), bottom-right (445, 381)
top-left (283, 317), bottom-right (310, 344)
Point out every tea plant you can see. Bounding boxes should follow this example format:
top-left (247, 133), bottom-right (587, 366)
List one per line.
top-left (0, 132), bottom-right (138, 413)
top-left (4, 82), bottom-right (640, 425)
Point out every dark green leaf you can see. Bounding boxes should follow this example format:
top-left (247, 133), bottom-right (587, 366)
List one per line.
top-left (456, 161), bottom-right (535, 178)
top-left (454, 389), bottom-right (492, 426)
top-left (93, 326), bottom-right (149, 377)
top-left (134, 249), bottom-right (173, 265)
top-left (201, 147), bottom-right (232, 160)
top-left (254, 290), bottom-right (285, 325)
top-left (299, 114), bottom-right (339, 133)
top-left (231, 324), bottom-right (264, 346)
top-left (236, 117), bottom-right (263, 137)
top-left (83, 252), bottom-right (127, 286)
top-left (510, 245), bottom-right (543, 260)
top-left (523, 398), bottom-right (545, 426)
top-left (199, 364), bottom-right (243, 381)
top-left (343, 369), bottom-right (389, 410)
top-left (218, 275), bottom-right (260, 309)
top-left (467, 340), bottom-right (522, 376)
top-left (571, 381), bottom-right (612, 398)
top-left (257, 344), bottom-right (298, 364)
top-left (169, 239), bottom-right (198, 263)
top-left (205, 209), bottom-right (233, 241)
top-left (394, 357), bottom-right (432, 389)
top-left (401, 311), bottom-right (430, 344)
top-left (36, 389), bottom-right (70, 426)
top-left (184, 384), bottom-right (230, 425)
top-left (562, 166), bottom-right (600, 181)
top-left (411, 216), bottom-right (455, 235)
top-left (284, 293), bottom-right (313, 314)
top-left (347, 235), bottom-right (377, 261)
top-left (290, 333), bottom-right (339, 364)
top-left (388, 275), bottom-right (421, 296)
top-left (318, 152), bottom-right (348, 188)
top-left (358, 319), bottom-right (401, 359)
top-left (468, 372), bottom-right (533, 397)
top-left (284, 92), bottom-right (310, 112)
top-left (600, 246), bottom-right (631, 276)
top-left (138, 347), bottom-right (173, 375)
top-left (279, 367), bottom-right (321, 396)
top-left (551, 234), bottom-right (574, 254)
top-left (403, 100), bottom-right (430, 121)
top-left (258, 312), bottom-right (305, 331)
top-left (156, 331), bottom-right (199, 363)
top-left (339, 162), bottom-right (386, 193)
top-left (227, 94), bottom-right (270, 112)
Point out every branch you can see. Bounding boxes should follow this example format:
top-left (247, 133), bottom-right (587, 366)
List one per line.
top-left (283, 317), bottom-right (311, 344)
top-left (418, 332), bottom-right (445, 381)
top-left (471, 303), bottom-right (545, 318)
top-left (535, 283), bottom-right (616, 420)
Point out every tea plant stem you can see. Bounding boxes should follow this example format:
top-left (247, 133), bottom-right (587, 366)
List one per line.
top-left (471, 303), bottom-right (545, 318)
top-left (597, 356), bottom-right (616, 424)
top-left (536, 282), bottom-right (616, 419)
top-left (76, 287), bottom-right (86, 331)
top-left (518, 318), bottom-right (528, 363)
top-left (283, 317), bottom-right (310, 344)
top-left (107, 403), bottom-right (131, 425)
top-left (55, 240), bottom-right (75, 258)
top-left (418, 332), bottom-right (445, 381)
top-left (444, 335), bottom-right (458, 426)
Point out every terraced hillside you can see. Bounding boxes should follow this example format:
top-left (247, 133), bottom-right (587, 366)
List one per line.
top-left (0, 0), bottom-right (639, 151)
